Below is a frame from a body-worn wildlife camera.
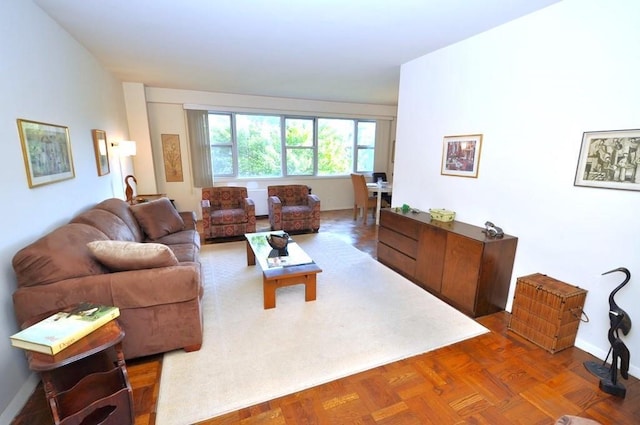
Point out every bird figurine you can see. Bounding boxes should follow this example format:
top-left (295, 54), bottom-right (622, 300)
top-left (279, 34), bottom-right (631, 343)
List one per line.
top-left (584, 267), bottom-right (632, 397)
top-left (125, 174), bottom-right (137, 203)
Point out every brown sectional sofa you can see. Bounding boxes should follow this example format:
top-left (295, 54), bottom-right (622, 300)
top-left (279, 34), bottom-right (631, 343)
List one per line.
top-left (11, 197), bottom-right (203, 359)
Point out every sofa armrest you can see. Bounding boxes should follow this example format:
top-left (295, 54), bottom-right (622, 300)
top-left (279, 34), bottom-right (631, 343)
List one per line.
top-left (201, 200), bottom-right (211, 220)
top-left (201, 200), bottom-right (211, 238)
top-left (179, 211), bottom-right (197, 230)
top-left (267, 196), bottom-right (281, 210)
top-left (243, 198), bottom-right (256, 216)
top-left (307, 194), bottom-right (321, 211)
top-left (267, 196), bottom-right (282, 230)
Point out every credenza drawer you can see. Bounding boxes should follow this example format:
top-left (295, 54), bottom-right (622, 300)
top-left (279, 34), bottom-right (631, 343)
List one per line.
top-left (380, 210), bottom-right (420, 239)
top-left (378, 226), bottom-right (418, 258)
top-left (377, 242), bottom-right (416, 278)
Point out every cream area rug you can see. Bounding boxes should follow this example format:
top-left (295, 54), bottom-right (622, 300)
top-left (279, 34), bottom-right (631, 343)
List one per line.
top-left (156, 232), bottom-right (488, 425)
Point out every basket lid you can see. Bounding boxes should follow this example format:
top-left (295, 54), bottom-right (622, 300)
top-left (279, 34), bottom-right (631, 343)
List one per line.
top-left (518, 273), bottom-right (587, 296)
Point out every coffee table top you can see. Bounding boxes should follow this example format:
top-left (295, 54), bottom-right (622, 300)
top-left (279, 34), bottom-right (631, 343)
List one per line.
top-left (245, 231), bottom-right (315, 270)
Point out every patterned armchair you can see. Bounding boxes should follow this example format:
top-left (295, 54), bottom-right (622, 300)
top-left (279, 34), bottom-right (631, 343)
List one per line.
top-left (201, 186), bottom-right (256, 239)
top-left (267, 185), bottom-right (320, 233)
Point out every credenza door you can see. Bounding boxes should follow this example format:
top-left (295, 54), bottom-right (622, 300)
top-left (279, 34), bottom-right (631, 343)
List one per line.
top-left (440, 233), bottom-right (483, 315)
top-left (414, 225), bottom-right (446, 292)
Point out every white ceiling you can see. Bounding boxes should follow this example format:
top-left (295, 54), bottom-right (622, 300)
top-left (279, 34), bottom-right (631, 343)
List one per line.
top-left (34, 0), bottom-right (561, 105)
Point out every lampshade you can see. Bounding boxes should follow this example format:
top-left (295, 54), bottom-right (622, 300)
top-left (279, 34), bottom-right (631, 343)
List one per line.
top-left (119, 140), bottom-right (137, 156)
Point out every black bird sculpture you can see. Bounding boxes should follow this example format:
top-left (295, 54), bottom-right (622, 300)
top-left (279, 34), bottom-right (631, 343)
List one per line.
top-left (603, 267), bottom-right (632, 336)
top-left (584, 267), bottom-right (632, 398)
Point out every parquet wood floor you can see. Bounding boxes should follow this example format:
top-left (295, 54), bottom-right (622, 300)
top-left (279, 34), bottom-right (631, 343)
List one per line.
top-left (11, 210), bottom-right (639, 424)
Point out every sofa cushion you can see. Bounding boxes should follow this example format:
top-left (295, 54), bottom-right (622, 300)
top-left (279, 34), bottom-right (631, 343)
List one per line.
top-left (166, 243), bottom-right (200, 263)
top-left (87, 240), bottom-right (179, 271)
top-left (130, 198), bottom-right (184, 240)
top-left (94, 198), bottom-right (145, 242)
top-left (211, 208), bottom-right (248, 225)
top-left (281, 205), bottom-right (313, 219)
top-left (153, 229), bottom-right (201, 250)
top-left (71, 209), bottom-right (137, 241)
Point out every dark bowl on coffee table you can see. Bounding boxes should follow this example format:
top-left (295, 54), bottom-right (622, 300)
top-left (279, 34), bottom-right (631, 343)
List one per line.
top-left (266, 233), bottom-right (289, 256)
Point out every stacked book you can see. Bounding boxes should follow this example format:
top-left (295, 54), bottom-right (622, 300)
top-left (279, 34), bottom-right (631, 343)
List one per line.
top-left (10, 303), bottom-right (120, 355)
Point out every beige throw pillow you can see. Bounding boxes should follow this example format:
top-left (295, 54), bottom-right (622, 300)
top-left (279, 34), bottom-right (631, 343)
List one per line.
top-left (130, 198), bottom-right (184, 240)
top-left (87, 240), bottom-right (179, 271)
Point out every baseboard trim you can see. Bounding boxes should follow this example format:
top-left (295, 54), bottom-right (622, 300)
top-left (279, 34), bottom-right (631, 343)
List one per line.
top-left (0, 372), bottom-right (39, 424)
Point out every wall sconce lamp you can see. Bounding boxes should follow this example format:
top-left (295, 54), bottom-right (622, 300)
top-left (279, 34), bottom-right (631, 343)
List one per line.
top-left (111, 140), bottom-right (137, 156)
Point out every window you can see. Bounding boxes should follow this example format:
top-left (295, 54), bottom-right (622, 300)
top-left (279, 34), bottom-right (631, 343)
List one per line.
top-left (207, 112), bottom-right (376, 178)
top-left (317, 118), bottom-right (353, 176)
top-left (236, 114), bottom-right (281, 178)
top-left (356, 121), bottom-right (376, 172)
top-left (208, 114), bottom-right (233, 177)
top-left (285, 118), bottom-right (314, 176)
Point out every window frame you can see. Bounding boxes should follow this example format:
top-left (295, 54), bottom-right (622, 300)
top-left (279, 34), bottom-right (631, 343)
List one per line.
top-left (207, 111), bottom-right (376, 179)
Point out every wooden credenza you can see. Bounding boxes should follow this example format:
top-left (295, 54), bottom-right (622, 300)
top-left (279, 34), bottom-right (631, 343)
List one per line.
top-left (377, 209), bottom-right (518, 317)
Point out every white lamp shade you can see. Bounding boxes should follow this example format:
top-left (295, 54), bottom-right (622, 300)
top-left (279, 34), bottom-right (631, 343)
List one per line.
top-left (119, 140), bottom-right (137, 156)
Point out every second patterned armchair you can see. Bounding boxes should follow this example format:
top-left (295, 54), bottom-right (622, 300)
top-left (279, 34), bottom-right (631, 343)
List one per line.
top-left (267, 185), bottom-right (320, 233)
top-left (201, 186), bottom-right (256, 239)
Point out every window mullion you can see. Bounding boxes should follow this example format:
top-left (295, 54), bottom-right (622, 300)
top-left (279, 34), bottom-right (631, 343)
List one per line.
top-left (281, 116), bottom-right (287, 176)
top-left (231, 113), bottom-right (238, 177)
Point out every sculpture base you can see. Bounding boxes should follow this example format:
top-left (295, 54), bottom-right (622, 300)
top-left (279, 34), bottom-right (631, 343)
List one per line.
top-left (584, 361), bottom-right (611, 380)
top-left (599, 378), bottom-right (626, 398)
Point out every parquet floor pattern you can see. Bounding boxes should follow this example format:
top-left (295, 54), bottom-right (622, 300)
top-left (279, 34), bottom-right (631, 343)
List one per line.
top-left (196, 311), bottom-right (639, 425)
top-left (11, 210), bottom-right (640, 424)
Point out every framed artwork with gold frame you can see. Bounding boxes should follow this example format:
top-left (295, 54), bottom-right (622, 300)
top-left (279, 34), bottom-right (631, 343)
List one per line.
top-left (17, 118), bottom-right (75, 188)
top-left (161, 134), bottom-right (184, 182)
top-left (92, 129), bottom-right (110, 176)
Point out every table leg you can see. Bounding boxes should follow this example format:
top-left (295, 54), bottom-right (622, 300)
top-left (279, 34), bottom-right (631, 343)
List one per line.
top-left (264, 277), bottom-right (276, 309)
top-left (41, 372), bottom-right (62, 425)
top-left (246, 240), bottom-right (256, 266)
top-left (305, 274), bottom-right (317, 302)
top-left (375, 190), bottom-right (382, 225)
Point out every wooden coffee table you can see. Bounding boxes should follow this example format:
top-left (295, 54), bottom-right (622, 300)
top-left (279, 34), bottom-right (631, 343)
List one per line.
top-left (245, 231), bottom-right (322, 309)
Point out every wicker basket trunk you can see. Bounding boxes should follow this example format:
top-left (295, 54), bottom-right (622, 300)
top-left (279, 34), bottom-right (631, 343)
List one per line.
top-left (508, 273), bottom-right (587, 353)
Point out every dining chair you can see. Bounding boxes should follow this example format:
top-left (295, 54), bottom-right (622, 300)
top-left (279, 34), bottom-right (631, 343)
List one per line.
top-left (350, 173), bottom-right (377, 225)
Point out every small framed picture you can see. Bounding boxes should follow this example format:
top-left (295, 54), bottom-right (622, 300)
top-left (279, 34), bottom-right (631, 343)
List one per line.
top-left (441, 134), bottom-right (483, 178)
top-left (92, 129), bottom-right (110, 176)
top-left (17, 119), bottom-right (75, 188)
top-left (574, 129), bottom-right (640, 191)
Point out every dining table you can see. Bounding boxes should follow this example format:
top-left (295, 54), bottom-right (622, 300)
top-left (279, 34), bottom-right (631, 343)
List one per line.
top-left (366, 182), bottom-right (393, 225)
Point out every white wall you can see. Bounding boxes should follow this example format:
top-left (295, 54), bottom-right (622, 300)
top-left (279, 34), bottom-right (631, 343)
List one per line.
top-left (142, 88), bottom-right (397, 216)
top-left (0, 1), bottom-right (130, 419)
top-left (394, 0), bottom-right (640, 377)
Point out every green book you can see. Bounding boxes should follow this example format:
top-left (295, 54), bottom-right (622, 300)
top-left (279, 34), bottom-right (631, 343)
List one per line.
top-left (10, 303), bottom-right (120, 355)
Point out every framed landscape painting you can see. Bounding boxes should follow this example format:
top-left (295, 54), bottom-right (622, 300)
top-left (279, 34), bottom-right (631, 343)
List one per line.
top-left (574, 129), bottom-right (640, 191)
top-left (92, 129), bottom-right (110, 176)
top-left (441, 134), bottom-right (483, 178)
top-left (17, 119), bottom-right (75, 188)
